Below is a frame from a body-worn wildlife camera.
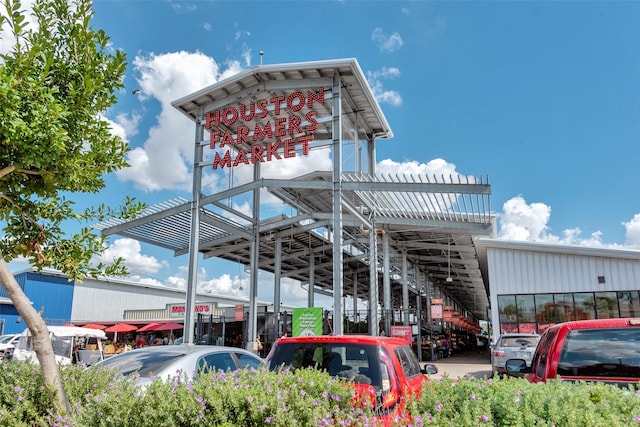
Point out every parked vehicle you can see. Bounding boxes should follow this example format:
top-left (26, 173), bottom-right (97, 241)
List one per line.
top-left (505, 318), bottom-right (640, 388)
top-left (96, 344), bottom-right (264, 388)
top-left (12, 326), bottom-right (107, 366)
top-left (0, 334), bottom-right (19, 359)
top-left (491, 333), bottom-right (540, 376)
top-left (266, 334), bottom-right (438, 425)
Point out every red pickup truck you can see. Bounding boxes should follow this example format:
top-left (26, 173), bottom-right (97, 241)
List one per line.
top-left (266, 334), bottom-right (438, 426)
top-left (505, 318), bottom-right (640, 388)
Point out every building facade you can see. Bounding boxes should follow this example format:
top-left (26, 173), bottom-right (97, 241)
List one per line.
top-left (476, 239), bottom-right (640, 337)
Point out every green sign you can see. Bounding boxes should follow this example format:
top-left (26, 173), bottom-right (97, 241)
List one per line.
top-left (292, 307), bottom-right (323, 337)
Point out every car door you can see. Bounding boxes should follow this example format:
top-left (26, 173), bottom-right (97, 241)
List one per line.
top-left (394, 345), bottom-right (426, 394)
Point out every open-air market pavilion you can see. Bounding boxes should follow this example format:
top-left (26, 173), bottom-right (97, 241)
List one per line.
top-left (94, 58), bottom-right (494, 352)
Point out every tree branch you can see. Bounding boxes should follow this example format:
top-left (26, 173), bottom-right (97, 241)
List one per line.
top-left (0, 165), bottom-right (15, 180)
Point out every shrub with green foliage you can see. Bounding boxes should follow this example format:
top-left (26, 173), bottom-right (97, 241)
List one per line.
top-left (0, 361), bottom-right (376, 426)
top-left (1, 361), bottom-right (640, 426)
top-left (407, 375), bottom-right (640, 426)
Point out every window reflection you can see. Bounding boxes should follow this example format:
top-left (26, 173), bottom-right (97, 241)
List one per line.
top-left (553, 294), bottom-right (574, 322)
top-left (497, 290), bottom-right (639, 333)
top-left (618, 291), bottom-right (640, 317)
top-left (573, 293), bottom-right (595, 320)
top-left (595, 292), bottom-right (617, 319)
top-left (516, 295), bottom-right (535, 323)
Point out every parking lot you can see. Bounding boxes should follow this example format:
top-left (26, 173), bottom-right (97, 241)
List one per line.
top-left (424, 350), bottom-right (492, 381)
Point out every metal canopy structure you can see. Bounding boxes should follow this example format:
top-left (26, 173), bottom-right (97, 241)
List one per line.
top-left (95, 58), bottom-right (493, 346)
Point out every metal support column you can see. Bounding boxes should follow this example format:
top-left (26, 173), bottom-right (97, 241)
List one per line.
top-left (274, 238), bottom-right (282, 337)
top-left (402, 247), bottom-right (409, 326)
top-left (247, 163), bottom-right (260, 352)
top-left (308, 255), bottom-right (315, 307)
top-left (416, 266), bottom-right (423, 361)
top-left (184, 109), bottom-right (204, 344)
top-left (382, 231), bottom-right (391, 335)
top-left (369, 224), bottom-right (379, 336)
top-left (352, 272), bottom-right (358, 317)
top-left (331, 76), bottom-right (344, 335)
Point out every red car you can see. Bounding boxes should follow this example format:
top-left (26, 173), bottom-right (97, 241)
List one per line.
top-left (266, 334), bottom-right (438, 425)
top-left (505, 318), bottom-right (640, 387)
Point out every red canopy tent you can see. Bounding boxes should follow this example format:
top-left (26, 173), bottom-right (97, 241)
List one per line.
top-left (137, 322), bottom-right (162, 332)
top-left (82, 323), bottom-right (106, 330)
top-left (148, 321), bottom-right (183, 332)
top-left (105, 323), bottom-right (138, 333)
top-left (105, 323), bottom-right (138, 343)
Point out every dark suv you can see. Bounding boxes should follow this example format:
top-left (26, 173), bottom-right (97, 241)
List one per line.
top-left (505, 318), bottom-right (640, 388)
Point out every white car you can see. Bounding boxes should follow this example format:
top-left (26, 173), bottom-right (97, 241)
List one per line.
top-left (96, 344), bottom-right (264, 388)
top-left (0, 334), bottom-right (19, 359)
top-left (491, 333), bottom-right (540, 376)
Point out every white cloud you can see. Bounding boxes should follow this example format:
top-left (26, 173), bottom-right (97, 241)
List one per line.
top-left (199, 272), bottom-right (246, 298)
top-left (0, 0), bottom-right (36, 56)
top-left (498, 196), bottom-right (551, 241)
top-left (371, 28), bottom-right (403, 52)
top-left (367, 68), bottom-right (402, 107)
top-left (116, 51), bottom-right (241, 192)
top-left (95, 238), bottom-right (168, 276)
top-left (113, 112), bottom-right (141, 138)
top-left (623, 214), bottom-right (640, 249)
top-left (377, 157), bottom-right (463, 179)
top-left (497, 196), bottom-right (609, 247)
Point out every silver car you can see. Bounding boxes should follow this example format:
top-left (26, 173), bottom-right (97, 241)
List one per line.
top-left (0, 334), bottom-right (19, 359)
top-left (96, 344), bottom-right (264, 387)
top-left (491, 333), bottom-right (540, 376)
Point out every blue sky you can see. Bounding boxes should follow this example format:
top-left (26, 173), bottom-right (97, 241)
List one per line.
top-left (6, 0), bottom-right (640, 308)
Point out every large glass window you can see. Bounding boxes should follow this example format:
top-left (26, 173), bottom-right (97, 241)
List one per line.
top-left (535, 294), bottom-right (554, 323)
top-left (595, 292), bottom-right (618, 319)
top-left (553, 294), bottom-right (574, 322)
top-left (573, 293), bottom-right (595, 320)
top-left (498, 295), bottom-right (518, 323)
top-left (618, 291), bottom-right (640, 317)
top-left (516, 295), bottom-right (535, 323)
top-left (499, 291), bottom-right (639, 335)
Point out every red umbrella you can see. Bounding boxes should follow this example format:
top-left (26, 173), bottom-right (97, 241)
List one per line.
top-left (138, 322), bottom-right (162, 332)
top-left (83, 323), bottom-right (106, 330)
top-left (105, 323), bottom-right (138, 333)
top-left (105, 323), bottom-right (138, 343)
top-left (148, 321), bottom-right (184, 331)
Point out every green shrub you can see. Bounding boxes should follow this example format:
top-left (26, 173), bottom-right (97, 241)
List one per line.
top-left (1, 361), bottom-right (639, 426)
top-left (407, 375), bottom-right (640, 426)
top-left (0, 362), bottom-right (375, 426)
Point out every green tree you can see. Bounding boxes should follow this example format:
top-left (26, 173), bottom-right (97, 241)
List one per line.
top-left (0, 0), bottom-right (142, 414)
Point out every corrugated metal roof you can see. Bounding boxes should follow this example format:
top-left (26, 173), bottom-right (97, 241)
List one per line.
top-left (95, 172), bottom-right (493, 319)
top-left (172, 58), bottom-right (393, 141)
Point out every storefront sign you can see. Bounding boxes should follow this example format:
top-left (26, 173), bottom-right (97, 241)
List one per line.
top-left (169, 303), bottom-right (212, 318)
top-left (390, 326), bottom-right (412, 343)
top-left (292, 307), bottom-right (323, 336)
top-left (431, 304), bottom-right (443, 319)
top-left (204, 88), bottom-right (325, 170)
top-left (235, 304), bottom-right (245, 321)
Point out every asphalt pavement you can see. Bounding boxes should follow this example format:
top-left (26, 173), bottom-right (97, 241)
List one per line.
top-left (423, 350), bottom-right (492, 381)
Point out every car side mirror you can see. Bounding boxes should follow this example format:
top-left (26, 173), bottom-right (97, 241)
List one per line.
top-left (505, 358), bottom-right (529, 377)
top-left (422, 363), bottom-right (438, 375)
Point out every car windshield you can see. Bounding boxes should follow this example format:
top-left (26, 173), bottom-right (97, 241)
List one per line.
top-left (557, 328), bottom-right (640, 379)
top-left (268, 342), bottom-right (382, 388)
top-left (100, 350), bottom-right (186, 376)
top-left (500, 336), bottom-right (539, 348)
top-left (0, 335), bottom-right (15, 344)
